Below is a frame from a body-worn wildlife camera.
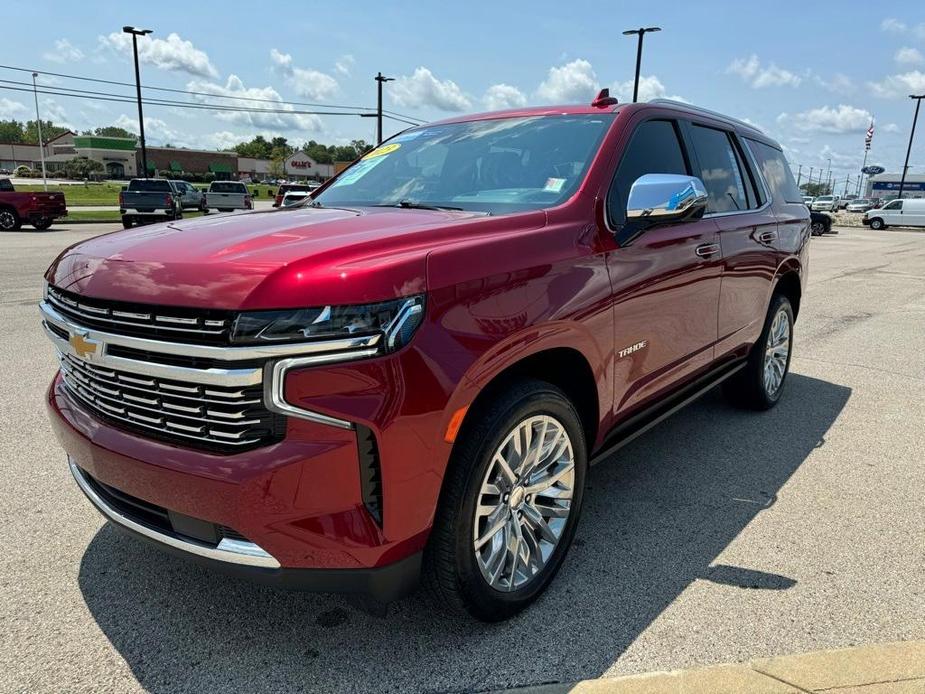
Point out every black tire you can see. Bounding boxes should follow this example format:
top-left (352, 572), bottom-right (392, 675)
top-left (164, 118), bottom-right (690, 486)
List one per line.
top-left (811, 220), bottom-right (826, 236)
top-left (0, 207), bottom-right (21, 231)
top-left (121, 216), bottom-right (133, 229)
top-left (423, 380), bottom-right (587, 621)
top-left (32, 217), bottom-right (53, 231)
top-left (869, 217), bottom-right (885, 230)
top-left (723, 294), bottom-right (794, 410)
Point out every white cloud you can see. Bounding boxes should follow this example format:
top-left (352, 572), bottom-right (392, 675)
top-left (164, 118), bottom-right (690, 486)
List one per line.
top-left (483, 83), bottom-right (527, 110)
top-left (269, 49), bottom-right (339, 100)
top-left (882, 123), bottom-right (900, 133)
top-left (0, 98), bottom-right (27, 119)
top-left (536, 59), bottom-right (597, 103)
top-left (814, 73), bottom-right (855, 94)
top-left (609, 75), bottom-right (685, 103)
top-left (391, 67), bottom-right (471, 111)
top-left (881, 18), bottom-right (907, 33)
top-left (868, 70), bottom-right (925, 97)
top-left (100, 32), bottom-right (219, 79)
top-left (186, 75), bottom-right (323, 132)
top-left (895, 47), bottom-right (924, 65)
top-left (727, 54), bottom-right (801, 88)
top-left (777, 104), bottom-right (872, 134)
top-left (43, 39), bottom-right (84, 64)
top-left (334, 54), bottom-right (355, 77)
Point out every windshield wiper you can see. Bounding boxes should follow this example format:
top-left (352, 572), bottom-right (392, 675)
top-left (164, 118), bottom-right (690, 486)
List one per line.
top-left (375, 200), bottom-right (465, 212)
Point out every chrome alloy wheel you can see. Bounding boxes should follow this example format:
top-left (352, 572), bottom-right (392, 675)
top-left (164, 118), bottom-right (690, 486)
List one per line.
top-left (473, 415), bottom-right (575, 592)
top-left (764, 308), bottom-right (791, 396)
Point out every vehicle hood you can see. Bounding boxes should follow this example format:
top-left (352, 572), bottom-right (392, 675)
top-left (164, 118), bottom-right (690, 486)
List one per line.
top-left (46, 206), bottom-right (539, 310)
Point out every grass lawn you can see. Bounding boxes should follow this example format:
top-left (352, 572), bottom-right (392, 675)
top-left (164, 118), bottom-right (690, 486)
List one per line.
top-left (18, 182), bottom-right (280, 206)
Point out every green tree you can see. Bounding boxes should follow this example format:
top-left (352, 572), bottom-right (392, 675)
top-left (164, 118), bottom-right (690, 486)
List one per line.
top-left (268, 154), bottom-right (286, 179)
top-left (0, 119), bottom-right (26, 143)
top-left (800, 182), bottom-right (829, 197)
top-left (94, 126), bottom-right (136, 139)
top-left (234, 135), bottom-right (273, 159)
top-left (63, 156), bottom-right (104, 180)
top-left (23, 120), bottom-right (70, 145)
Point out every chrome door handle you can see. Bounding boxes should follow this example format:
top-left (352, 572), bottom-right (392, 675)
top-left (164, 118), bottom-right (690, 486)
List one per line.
top-left (758, 230), bottom-right (777, 244)
top-left (695, 243), bottom-right (720, 258)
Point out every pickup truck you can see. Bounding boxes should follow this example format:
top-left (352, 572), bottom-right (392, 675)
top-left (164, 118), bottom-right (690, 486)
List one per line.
top-left (204, 181), bottom-right (252, 212)
top-left (0, 178), bottom-right (67, 231)
top-left (119, 178), bottom-right (182, 228)
top-left (169, 180), bottom-right (206, 211)
top-left (41, 97), bottom-right (808, 621)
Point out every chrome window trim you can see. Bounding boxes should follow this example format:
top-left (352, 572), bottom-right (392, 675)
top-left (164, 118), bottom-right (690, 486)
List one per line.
top-left (263, 351), bottom-right (380, 430)
top-left (41, 301), bottom-right (382, 361)
top-left (68, 459), bottom-right (281, 568)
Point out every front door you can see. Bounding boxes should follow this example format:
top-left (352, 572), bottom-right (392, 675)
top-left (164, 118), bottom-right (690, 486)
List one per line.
top-left (604, 118), bottom-right (722, 417)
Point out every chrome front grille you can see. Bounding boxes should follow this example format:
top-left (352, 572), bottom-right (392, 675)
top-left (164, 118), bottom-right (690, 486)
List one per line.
top-left (46, 285), bottom-right (233, 345)
top-left (58, 353), bottom-right (283, 451)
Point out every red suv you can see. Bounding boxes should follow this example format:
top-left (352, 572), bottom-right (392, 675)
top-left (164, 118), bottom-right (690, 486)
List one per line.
top-left (42, 96), bottom-right (808, 621)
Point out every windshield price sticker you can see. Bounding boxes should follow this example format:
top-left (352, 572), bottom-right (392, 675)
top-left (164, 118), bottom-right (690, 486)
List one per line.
top-left (363, 143), bottom-right (401, 159)
top-left (544, 177), bottom-right (566, 193)
top-left (332, 157), bottom-right (387, 187)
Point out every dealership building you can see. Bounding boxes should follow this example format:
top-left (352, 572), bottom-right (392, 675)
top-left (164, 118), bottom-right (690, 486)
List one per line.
top-left (865, 173), bottom-right (925, 199)
top-left (1, 133), bottom-right (334, 182)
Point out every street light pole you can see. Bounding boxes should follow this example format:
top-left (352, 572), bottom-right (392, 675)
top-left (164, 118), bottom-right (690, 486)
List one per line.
top-left (622, 27), bottom-right (661, 103)
top-left (30, 72), bottom-right (47, 191)
top-left (123, 26), bottom-right (152, 178)
top-left (897, 94), bottom-right (924, 200)
top-left (374, 72), bottom-right (395, 145)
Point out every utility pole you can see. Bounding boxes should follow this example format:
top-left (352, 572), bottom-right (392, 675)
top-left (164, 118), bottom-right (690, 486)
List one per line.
top-left (796, 164), bottom-right (802, 186)
top-left (30, 72), bottom-right (47, 191)
top-left (897, 94), bottom-right (924, 200)
top-left (622, 27), bottom-right (661, 102)
top-left (123, 26), bottom-right (152, 178)
top-left (374, 72), bottom-right (395, 145)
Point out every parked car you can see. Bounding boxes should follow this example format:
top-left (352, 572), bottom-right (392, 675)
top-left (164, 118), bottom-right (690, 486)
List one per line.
top-left (863, 198), bottom-right (925, 229)
top-left (40, 97), bottom-right (808, 621)
top-left (281, 190), bottom-right (311, 207)
top-left (811, 195), bottom-right (837, 212)
top-left (846, 198), bottom-right (874, 213)
top-left (836, 195), bottom-right (856, 210)
top-left (169, 180), bottom-right (206, 211)
top-left (205, 180), bottom-right (252, 212)
top-left (119, 178), bottom-right (182, 228)
top-left (273, 183), bottom-right (315, 207)
top-left (0, 177), bottom-right (67, 231)
top-left (802, 195), bottom-right (814, 207)
top-left (810, 211), bottom-right (833, 236)
top-left (0, 168), bottom-right (11, 175)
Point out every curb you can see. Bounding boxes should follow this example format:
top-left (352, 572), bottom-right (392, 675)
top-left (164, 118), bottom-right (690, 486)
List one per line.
top-left (499, 641), bottom-right (925, 693)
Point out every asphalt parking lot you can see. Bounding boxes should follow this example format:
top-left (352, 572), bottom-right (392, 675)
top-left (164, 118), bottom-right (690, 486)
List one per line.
top-left (1, 223), bottom-right (923, 693)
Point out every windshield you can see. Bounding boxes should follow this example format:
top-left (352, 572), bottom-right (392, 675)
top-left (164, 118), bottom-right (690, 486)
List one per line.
top-left (817, 196), bottom-right (834, 202)
top-left (211, 182), bottom-right (246, 193)
top-left (314, 115), bottom-right (613, 215)
top-left (129, 179), bottom-right (171, 192)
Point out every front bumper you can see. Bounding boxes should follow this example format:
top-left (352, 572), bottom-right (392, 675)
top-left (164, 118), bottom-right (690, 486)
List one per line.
top-left (68, 456), bottom-right (421, 601)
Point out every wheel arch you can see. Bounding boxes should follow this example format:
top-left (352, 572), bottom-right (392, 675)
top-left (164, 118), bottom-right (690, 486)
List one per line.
top-left (448, 343), bottom-right (602, 459)
top-left (773, 267), bottom-right (802, 320)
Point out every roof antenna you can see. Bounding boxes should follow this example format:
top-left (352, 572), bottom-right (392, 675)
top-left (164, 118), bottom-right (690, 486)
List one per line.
top-left (591, 88), bottom-right (619, 107)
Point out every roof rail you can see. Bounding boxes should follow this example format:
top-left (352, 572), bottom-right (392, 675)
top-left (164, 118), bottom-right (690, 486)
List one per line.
top-left (648, 99), bottom-right (764, 134)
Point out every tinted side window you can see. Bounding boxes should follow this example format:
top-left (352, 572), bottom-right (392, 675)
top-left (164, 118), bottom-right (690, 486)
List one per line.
top-left (883, 200), bottom-right (902, 210)
top-left (746, 138), bottom-right (803, 204)
top-left (608, 120), bottom-right (688, 227)
top-left (0, 178), bottom-right (13, 192)
top-left (689, 125), bottom-right (748, 213)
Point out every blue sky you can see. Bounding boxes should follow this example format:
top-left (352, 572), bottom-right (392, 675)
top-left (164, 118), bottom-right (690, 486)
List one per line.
top-left (2, 1), bottom-right (925, 186)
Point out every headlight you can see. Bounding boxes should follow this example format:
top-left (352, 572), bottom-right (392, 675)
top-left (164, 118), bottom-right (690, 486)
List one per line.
top-left (230, 295), bottom-right (425, 352)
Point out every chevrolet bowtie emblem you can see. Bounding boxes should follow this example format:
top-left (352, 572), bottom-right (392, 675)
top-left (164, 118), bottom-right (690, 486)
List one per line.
top-left (69, 331), bottom-right (100, 360)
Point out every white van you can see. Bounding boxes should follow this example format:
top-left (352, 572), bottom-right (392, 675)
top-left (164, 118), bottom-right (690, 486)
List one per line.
top-left (864, 198), bottom-right (925, 230)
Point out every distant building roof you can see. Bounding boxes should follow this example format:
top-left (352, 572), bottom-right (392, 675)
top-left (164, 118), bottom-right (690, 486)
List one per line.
top-left (73, 136), bottom-right (137, 151)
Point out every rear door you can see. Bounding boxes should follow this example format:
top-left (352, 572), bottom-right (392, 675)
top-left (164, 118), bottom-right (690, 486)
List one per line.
top-left (907, 201), bottom-right (925, 226)
top-left (605, 118), bottom-right (723, 415)
top-left (681, 123), bottom-right (780, 358)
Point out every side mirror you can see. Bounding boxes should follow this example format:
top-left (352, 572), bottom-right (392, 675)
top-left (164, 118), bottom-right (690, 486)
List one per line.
top-left (626, 173), bottom-right (708, 225)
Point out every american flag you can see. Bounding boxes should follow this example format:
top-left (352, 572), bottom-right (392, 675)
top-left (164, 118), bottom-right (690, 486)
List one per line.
top-left (866, 122), bottom-right (874, 142)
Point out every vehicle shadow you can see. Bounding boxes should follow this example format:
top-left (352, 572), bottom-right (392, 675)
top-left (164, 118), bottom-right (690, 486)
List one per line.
top-left (77, 373), bottom-right (850, 694)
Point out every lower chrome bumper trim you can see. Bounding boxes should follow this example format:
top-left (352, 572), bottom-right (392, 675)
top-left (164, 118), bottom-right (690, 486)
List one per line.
top-left (68, 459), bottom-right (281, 569)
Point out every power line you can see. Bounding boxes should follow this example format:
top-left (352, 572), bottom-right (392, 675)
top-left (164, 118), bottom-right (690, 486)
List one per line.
top-left (0, 63), bottom-right (426, 124)
top-left (0, 81), bottom-right (422, 126)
